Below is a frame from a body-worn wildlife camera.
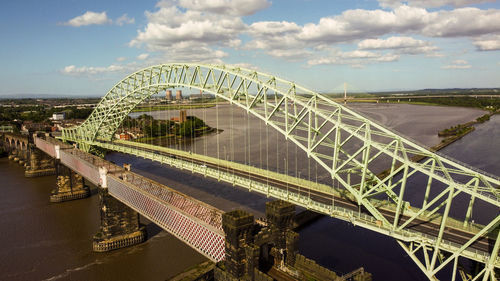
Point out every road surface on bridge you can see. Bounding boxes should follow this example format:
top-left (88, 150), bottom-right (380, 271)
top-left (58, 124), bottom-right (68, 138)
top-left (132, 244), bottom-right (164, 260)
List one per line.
top-left (101, 139), bottom-right (494, 254)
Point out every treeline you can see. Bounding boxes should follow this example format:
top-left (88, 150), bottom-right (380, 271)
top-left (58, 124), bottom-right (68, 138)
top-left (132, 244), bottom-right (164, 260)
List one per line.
top-left (0, 106), bottom-right (94, 122)
top-left (122, 114), bottom-right (211, 138)
top-left (395, 97), bottom-right (500, 111)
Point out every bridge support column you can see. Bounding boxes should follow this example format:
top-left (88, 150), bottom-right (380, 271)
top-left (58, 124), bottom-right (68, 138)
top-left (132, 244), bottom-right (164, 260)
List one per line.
top-left (8, 148), bottom-right (18, 161)
top-left (25, 146), bottom-right (56, 177)
top-left (50, 164), bottom-right (90, 203)
top-left (92, 185), bottom-right (146, 252)
top-left (18, 148), bottom-right (28, 166)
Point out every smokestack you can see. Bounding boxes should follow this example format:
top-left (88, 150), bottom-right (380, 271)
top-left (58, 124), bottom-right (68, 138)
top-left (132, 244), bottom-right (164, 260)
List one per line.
top-left (166, 90), bottom-right (172, 101)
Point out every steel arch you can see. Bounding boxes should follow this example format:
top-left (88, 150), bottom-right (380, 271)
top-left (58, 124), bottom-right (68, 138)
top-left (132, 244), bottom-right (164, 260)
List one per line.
top-left (62, 63), bottom-right (500, 280)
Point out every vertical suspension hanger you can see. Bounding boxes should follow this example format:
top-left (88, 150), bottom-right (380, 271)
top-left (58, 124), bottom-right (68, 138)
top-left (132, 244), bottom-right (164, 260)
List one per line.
top-left (216, 86), bottom-right (220, 175)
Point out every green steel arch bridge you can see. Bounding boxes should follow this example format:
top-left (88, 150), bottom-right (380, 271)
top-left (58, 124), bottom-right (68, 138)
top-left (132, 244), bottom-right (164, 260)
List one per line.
top-left (60, 63), bottom-right (499, 281)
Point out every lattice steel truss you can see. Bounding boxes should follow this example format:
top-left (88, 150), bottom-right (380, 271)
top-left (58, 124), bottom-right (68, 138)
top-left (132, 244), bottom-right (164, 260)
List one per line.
top-left (62, 63), bottom-right (500, 280)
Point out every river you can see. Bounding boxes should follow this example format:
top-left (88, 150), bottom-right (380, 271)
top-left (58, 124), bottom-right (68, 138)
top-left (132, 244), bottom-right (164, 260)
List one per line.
top-left (1, 103), bottom-right (498, 280)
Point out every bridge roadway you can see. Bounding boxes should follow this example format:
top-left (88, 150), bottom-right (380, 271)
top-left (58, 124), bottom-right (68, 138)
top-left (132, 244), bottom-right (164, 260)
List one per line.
top-left (95, 139), bottom-right (494, 255)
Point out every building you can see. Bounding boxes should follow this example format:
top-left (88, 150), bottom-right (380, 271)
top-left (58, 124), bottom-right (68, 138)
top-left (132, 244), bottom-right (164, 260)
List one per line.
top-left (176, 90), bottom-right (182, 101)
top-left (52, 112), bottom-right (66, 120)
top-left (165, 90), bottom-right (172, 101)
top-left (179, 110), bottom-right (187, 123)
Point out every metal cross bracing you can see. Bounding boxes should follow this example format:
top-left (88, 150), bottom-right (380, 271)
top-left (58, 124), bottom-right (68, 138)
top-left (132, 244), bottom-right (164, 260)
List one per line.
top-left (60, 63), bottom-right (500, 280)
top-left (34, 136), bottom-right (225, 261)
top-left (108, 171), bottom-right (225, 261)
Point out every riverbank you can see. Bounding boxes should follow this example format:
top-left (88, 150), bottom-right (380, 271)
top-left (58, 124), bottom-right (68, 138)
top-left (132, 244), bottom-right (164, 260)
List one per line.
top-left (376, 107), bottom-right (496, 178)
top-left (132, 103), bottom-right (216, 112)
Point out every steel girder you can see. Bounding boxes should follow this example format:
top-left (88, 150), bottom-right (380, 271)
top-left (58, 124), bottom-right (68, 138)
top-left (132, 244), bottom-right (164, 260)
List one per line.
top-left (61, 63), bottom-right (500, 280)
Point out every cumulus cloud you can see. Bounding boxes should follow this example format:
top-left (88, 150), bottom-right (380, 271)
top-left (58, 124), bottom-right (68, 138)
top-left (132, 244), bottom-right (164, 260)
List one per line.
top-left (65, 11), bottom-right (135, 27)
top-left (473, 35), bottom-right (500, 51)
top-left (137, 53), bottom-right (149, 60)
top-left (116, 14), bottom-right (135, 26)
top-left (442, 60), bottom-right (471, 69)
top-left (65, 11), bottom-right (111, 27)
top-left (116, 57), bottom-right (127, 62)
top-left (379, 0), bottom-right (495, 8)
top-left (129, 0), bottom-right (269, 62)
top-left (176, 0), bottom-right (270, 16)
top-left (244, 5), bottom-right (500, 62)
top-left (358, 36), bottom-right (438, 54)
top-left (61, 64), bottom-right (126, 75)
top-left (226, 63), bottom-right (260, 70)
top-left (298, 6), bottom-right (500, 42)
top-left (128, 0), bottom-right (500, 67)
top-left (307, 49), bottom-right (400, 66)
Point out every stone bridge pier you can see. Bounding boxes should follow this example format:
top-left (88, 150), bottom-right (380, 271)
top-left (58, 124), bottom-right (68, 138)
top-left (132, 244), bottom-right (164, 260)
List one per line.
top-left (2, 133), bottom-right (56, 177)
top-left (25, 144), bottom-right (56, 177)
top-left (50, 163), bottom-right (90, 203)
top-left (92, 168), bottom-right (146, 252)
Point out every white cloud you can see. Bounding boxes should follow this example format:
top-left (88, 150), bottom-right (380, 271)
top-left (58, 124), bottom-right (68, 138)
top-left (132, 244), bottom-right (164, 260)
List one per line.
top-left (379, 0), bottom-right (494, 8)
top-left (359, 36), bottom-right (424, 49)
top-left (358, 36), bottom-right (438, 54)
top-left (442, 60), bottom-right (471, 69)
top-left (65, 11), bottom-right (135, 27)
top-left (248, 21), bottom-right (301, 36)
top-left (65, 11), bottom-right (111, 27)
top-left (442, 64), bottom-right (472, 69)
top-left (129, 1), bottom-right (254, 62)
top-left (128, 0), bottom-right (500, 68)
top-left (177, 0), bottom-right (270, 16)
top-left (137, 53), bottom-right (149, 60)
top-left (243, 5), bottom-right (500, 63)
top-left (307, 49), bottom-right (400, 66)
top-left (116, 57), bottom-right (127, 62)
top-left (61, 64), bottom-right (126, 75)
top-left (116, 14), bottom-right (135, 26)
top-left (226, 63), bottom-right (259, 70)
top-left (473, 35), bottom-right (500, 51)
top-left (299, 6), bottom-right (500, 42)
top-left (422, 8), bottom-right (500, 37)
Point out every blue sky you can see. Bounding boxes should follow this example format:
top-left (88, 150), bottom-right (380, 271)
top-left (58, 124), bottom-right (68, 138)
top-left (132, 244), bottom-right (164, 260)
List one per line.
top-left (1, 0), bottom-right (499, 97)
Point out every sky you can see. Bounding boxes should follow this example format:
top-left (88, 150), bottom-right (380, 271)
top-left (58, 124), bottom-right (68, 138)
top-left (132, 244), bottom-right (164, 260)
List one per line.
top-left (1, 0), bottom-right (499, 97)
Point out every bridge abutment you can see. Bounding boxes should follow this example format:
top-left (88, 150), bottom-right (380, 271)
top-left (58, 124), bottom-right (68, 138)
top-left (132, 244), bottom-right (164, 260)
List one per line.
top-left (49, 164), bottom-right (90, 203)
top-left (92, 185), bottom-right (146, 252)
